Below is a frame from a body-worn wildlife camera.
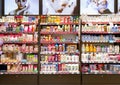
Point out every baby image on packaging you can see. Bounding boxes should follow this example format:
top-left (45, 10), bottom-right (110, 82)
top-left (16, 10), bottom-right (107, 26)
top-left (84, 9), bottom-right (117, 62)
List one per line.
top-left (4, 0), bottom-right (39, 15)
top-left (42, 0), bottom-right (78, 15)
top-left (80, 0), bottom-right (114, 15)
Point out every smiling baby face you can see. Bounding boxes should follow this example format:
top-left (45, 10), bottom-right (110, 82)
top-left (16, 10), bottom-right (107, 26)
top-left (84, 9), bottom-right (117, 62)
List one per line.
top-left (50, 0), bottom-right (69, 13)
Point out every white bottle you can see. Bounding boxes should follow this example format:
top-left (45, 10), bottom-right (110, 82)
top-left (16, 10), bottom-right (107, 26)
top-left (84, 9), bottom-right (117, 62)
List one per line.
top-left (115, 45), bottom-right (119, 54)
top-left (82, 44), bottom-right (85, 53)
top-left (75, 55), bottom-right (79, 62)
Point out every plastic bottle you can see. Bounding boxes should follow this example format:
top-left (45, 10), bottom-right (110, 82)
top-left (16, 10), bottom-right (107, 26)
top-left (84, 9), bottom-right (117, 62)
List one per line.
top-left (53, 44), bottom-right (56, 52)
top-left (110, 23), bottom-right (114, 32)
top-left (82, 44), bottom-right (85, 53)
top-left (114, 25), bottom-right (118, 32)
top-left (73, 25), bottom-right (76, 32)
top-left (32, 25), bottom-right (36, 32)
top-left (48, 45), bottom-right (52, 51)
top-left (90, 44), bottom-right (93, 52)
top-left (85, 44), bottom-right (89, 52)
top-left (59, 44), bottom-right (63, 52)
top-left (93, 46), bottom-right (96, 53)
top-left (34, 32), bottom-right (38, 42)
top-left (55, 44), bottom-right (59, 52)
top-left (62, 44), bottom-right (65, 52)
top-left (55, 55), bottom-right (58, 62)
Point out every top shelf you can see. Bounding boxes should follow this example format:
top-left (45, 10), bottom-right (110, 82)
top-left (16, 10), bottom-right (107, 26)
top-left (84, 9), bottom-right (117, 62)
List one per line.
top-left (40, 31), bottom-right (78, 35)
top-left (40, 23), bottom-right (79, 25)
top-left (82, 22), bottom-right (120, 24)
top-left (0, 32), bottom-right (37, 34)
top-left (82, 31), bottom-right (120, 34)
top-left (0, 22), bottom-right (35, 25)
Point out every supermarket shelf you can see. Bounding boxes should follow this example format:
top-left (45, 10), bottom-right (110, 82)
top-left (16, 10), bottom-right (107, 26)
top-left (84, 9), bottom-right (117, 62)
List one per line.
top-left (40, 23), bottom-right (79, 25)
top-left (82, 21), bottom-right (120, 24)
top-left (21, 22), bottom-right (35, 25)
top-left (40, 62), bottom-right (80, 64)
top-left (82, 41), bottom-right (120, 44)
top-left (0, 62), bottom-right (38, 65)
top-left (0, 32), bottom-right (22, 34)
top-left (82, 31), bottom-right (120, 34)
top-left (40, 32), bottom-right (78, 35)
top-left (22, 32), bottom-right (38, 34)
top-left (41, 41), bottom-right (79, 44)
top-left (0, 32), bottom-right (37, 34)
top-left (0, 22), bottom-right (35, 25)
top-left (40, 52), bottom-right (80, 55)
top-left (82, 61), bottom-right (120, 64)
top-left (0, 72), bottom-right (37, 75)
top-left (3, 41), bottom-right (38, 44)
top-left (108, 53), bottom-right (120, 55)
top-left (82, 22), bottom-right (109, 24)
top-left (40, 71), bottom-right (80, 74)
top-left (82, 42), bottom-right (110, 44)
top-left (24, 52), bottom-right (38, 54)
top-left (82, 71), bottom-right (120, 74)
top-left (82, 52), bottom-right (120, 54)
top-left (2, 52), bottom-right (38, 54)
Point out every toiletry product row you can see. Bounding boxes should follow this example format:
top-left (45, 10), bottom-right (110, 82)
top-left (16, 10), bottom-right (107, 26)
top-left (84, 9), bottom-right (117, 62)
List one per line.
top-left (40, 16), bottom-right (79, 24)
top-left (0, 16), bottom-right (38, 23)
top-left (41, 25), bottom-right (79, 33)
top-left (0, 54), bottom-right (38, 64)
top-left (41, 35), bottom-right (78, 43)
top-left (1, 44), bottom-right (38, 53)
top-left (82, 24), bottom-right (120, 33)
top-left (82, 53), bottom-right (120, 63)
top-left (82, 64), bottom-right (120, 74)
top-left (41, 64), bottom-right (79, 74)
top-left (0, 33), bottom-right (38, 43)
top-left (0, 64), bottom-right (37, 74)
top-left (82, 35), bottom-right (120, 43)
top-left (0, 24), bottom-right (37, 33)
top-left (82, 44), bottom-right (120, 53)
top-left (41, 54), bottom-right (79, 63)
top-left (81, 15), bottom-right (120, 22)
top-left (41, 44), bottom-right (78, 54)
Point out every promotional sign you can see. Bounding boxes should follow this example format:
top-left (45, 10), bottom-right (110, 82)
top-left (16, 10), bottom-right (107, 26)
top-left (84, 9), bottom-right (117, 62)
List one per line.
top-left (4, 0), bottom-right (39, 15)
top-left (42, 0), bottom-right (78, 15)
top-left (80, 0), bottom-right (115, 15)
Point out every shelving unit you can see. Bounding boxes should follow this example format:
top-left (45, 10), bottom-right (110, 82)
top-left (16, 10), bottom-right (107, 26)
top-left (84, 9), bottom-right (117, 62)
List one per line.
top-left (0, 16), bottom-right (39, 75)
top-left (0, 15), bottom-right (120, 85)
top-left (40, 15), bottom-right (80, 74)
top-left (1, 0), bottom-right (120, 84)
top-left (81, 15), bottom-right (120, 74)
top-left (39, 15), bottom-right (81, 85)
top-left (81, 15), bottom-right (120, 85)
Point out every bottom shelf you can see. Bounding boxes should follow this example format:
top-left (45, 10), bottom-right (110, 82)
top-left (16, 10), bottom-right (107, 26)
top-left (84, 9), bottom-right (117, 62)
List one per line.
top-left (82, 64), bottom-right (120, 74)
top-left (82, 71), bottom-right (120, 74)
top-left (0, 72), bottom-right (37, 75)
top-left (40, 71), bottom-right (80, 74)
